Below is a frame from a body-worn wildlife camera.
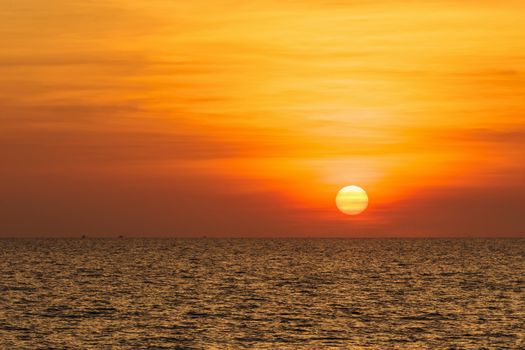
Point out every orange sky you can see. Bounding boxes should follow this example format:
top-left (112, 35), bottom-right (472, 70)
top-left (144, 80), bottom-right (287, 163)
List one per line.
top-left (1, 0), bottom-right (525, 236)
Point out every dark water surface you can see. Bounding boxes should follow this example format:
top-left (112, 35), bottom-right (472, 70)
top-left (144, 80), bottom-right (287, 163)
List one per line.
top-left (0, 238), bottom-right (524, 349)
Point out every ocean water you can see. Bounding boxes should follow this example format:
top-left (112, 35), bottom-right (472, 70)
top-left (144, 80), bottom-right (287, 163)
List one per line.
top-left (0, 238), bottom-right (524, 349)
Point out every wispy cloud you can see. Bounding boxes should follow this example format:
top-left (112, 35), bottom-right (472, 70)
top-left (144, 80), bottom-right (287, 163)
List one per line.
top-left (1, 0), bottom-right (525, 236)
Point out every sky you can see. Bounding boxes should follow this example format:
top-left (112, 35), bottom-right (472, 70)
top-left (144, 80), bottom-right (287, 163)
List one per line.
top-left (1, 0), bottom-right (524, 237)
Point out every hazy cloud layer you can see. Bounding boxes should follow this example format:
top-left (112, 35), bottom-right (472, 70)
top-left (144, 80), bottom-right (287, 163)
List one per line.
top-left (1, 0), bottom-right (525, 236)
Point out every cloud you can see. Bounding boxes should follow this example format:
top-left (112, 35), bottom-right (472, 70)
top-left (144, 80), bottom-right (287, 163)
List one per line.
top-left (445, 127), bottom-right (525, 144)
top-left (0, 52), bottom-right (148, 68)
top-left (2, 0), bottom-right (525, 237)
top-left (361, 185), bottom-right (525, 236)
top-left (0, 126), bottom-right (241, 169)
top-left (0, 166), bottom-right (299, 237)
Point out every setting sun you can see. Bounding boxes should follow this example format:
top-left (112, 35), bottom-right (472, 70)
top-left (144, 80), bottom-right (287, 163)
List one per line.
top-left (336, 186), bottom-right (369, 216)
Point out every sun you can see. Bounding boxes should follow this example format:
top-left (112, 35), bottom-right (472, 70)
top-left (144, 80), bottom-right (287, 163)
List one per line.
top-left (336, 185), bottom-right (369, 215)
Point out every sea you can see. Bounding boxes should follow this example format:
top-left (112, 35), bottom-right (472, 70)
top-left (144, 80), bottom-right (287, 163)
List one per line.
top-left (0, 238), bottom-right (524, 349)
